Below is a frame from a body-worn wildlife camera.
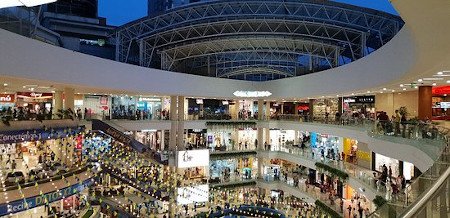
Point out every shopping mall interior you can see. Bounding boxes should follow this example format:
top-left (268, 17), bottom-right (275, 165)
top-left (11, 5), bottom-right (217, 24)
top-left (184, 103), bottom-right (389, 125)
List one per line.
top-left (0, 0), bottom-right (448, 217)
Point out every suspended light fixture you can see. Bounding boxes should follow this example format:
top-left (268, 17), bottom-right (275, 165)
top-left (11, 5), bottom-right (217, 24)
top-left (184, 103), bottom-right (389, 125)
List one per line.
top-left (233, 91), bottom-right (272, 98)
top-left (0, 0), bottom-right (57, 9)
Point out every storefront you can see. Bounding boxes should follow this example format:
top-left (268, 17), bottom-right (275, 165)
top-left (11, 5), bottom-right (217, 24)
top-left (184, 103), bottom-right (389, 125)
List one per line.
top-left (134, 129), bottom-right (161, 150)
top-left (269, 129), bottom-right (296, 150)
top-left (0, 93), bottom-right (15, 110)
top-left (206, 129), bottom-right (233, 151)
top-left (16, 92), bottom-right (53, 113)
top-left (111, 96), bottom-right (137, 119)
top-left (74, 94), bottom-right (110, 119)
top-left (342, 96), bottom-right (376, 118)
top-left (237, 128), bottom-right (257, 150)
top-left (137, 97), bottom-right (162, 120)
top-left (310, 132), bottom-right (343, 160)
top-left (373, 153), bottom-right (416, 180)
top-left (263, 164), bottom-right (281, 182)
top-left (210, 156), bottom-right (258, 181)
top-left (431, 86), bottom-right (450, 120)
top-left (239, 100), bottom-right (257, 119)
top-left (313, 98), bottom-right (339, 121)
top-left (186, 129), bottom-right (207, 149)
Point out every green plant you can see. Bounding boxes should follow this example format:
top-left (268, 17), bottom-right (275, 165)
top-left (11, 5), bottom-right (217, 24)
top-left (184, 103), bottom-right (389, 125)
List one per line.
top-left (373, 195), bottom-right (388, 209)
top-left (315, 200), bottom-right (342, 218)
top-left (398, 106), bottom-right (408, 117)
top-left (315, 162), bottom-right (349, 180)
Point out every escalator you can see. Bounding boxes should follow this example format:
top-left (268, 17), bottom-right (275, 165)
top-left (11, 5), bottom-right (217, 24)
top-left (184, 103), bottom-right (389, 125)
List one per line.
top-left (92, 119), bottom-right (147, 153)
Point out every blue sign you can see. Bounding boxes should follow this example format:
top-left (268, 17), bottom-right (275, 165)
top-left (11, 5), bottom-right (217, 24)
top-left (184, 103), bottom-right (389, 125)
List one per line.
top-left (310, 132), bottom-right (317, 148)
top-left (0, 127), bottom-right (84, 144)
top-left (0, 178), bottom-right (93, 216)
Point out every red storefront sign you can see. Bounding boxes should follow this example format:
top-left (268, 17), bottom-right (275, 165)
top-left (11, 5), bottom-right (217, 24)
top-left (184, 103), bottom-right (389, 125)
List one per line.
top-left (0, 94), bottom-right (15, 103)
top-left (432, 86), bottom-right (450, 95)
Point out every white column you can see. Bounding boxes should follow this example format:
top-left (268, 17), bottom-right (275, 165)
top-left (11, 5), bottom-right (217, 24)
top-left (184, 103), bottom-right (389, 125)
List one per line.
top-left (53, 91), bottom-right (63, 117)
top-left (160, 130), bottom-right (165, 150)
top-left (258, 99), bottom-right (264, 120)
top-left (265, 101), bottom-right (270, 120)
top-left (257, 128), bottom-right (264, 151)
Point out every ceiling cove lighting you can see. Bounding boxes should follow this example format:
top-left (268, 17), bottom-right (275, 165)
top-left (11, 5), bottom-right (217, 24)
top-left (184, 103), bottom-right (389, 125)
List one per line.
top-left (233, 91), bottom-right (272, 98)
top-left (0, 0), bottom-right (57, 9)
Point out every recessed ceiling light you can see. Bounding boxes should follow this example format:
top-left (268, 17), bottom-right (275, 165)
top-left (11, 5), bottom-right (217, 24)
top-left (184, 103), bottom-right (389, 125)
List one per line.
top-left (447, 80), bottom-right (450, 83)
top-left (367, 91), bottom-right (371, 93)
top-left (391, 90), bottom-right (395, 92)
top-left (437, 72), bottom-right (443, 75)
top-left (3, 83), bottom-right (7, 86)
top-left (382, 88), bottom-right (387, 91)
top-left (336, 95), bottom-right (339, 97)
top-left (380, 91), bottom-right (383, 94)
top-left (403, 88), bottom-right (407, 90)
top-left (400, 84), bottom-right (404, 87)
top-left (418, 79), bottom-right (423, 82)
top-left (414, 86), bottom-right (418, 89)
top-left (321, 96), bottom-right (324, 98)
top-left (432, 83), bottom-right (437, 86)
top-left (351, 93), bottom-right (355, 96)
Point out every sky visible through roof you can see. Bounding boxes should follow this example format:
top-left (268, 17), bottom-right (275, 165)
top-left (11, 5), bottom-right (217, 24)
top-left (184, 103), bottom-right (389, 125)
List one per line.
top-left (99, 0), bottom-right (399, 26)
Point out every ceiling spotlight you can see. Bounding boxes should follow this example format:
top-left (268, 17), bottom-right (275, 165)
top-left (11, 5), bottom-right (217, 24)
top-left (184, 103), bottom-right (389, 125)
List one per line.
top-left (418, 79), bottom-right (423, 82)
top-left (432, 83), bottom-right (437, 86)
top-left (3, 83), bottom-right (7, 86)
top-left (351, 93), bottom-right (355, 96)
top-left (380, 91), bottom-right (383, 94)
top-left (382, 88), bottom-right (387, 91)
top-left (367, 91), bottom-right (371, 93)
top-left (437, 72), bottom-right (443, 75)
top-left (400, 84), bottom-right (404, 87)
top-left (391, 90), bottom-right (395, 92)
top-left (447, 80), bottom-right (450, 84)
top-left (403, 88), bottom-right (407, 90)
top-left (414, 86), bottom-right (418, 89)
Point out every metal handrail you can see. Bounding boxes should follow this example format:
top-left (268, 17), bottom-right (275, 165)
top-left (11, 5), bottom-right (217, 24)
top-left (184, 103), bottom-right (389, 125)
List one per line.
top-left (401, 153), bottom-right (450, 217)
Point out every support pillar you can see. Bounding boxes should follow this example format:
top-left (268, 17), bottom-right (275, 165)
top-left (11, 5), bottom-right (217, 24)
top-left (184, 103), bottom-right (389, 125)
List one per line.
top-left (230, 101), bottom-right (239, 120)
top-left (257, 128), bottom-right (263, 150)
top-left (160, 130), bottom-right (165, 151)
top-left (294, 102), bottom-right (298, 115)
top-left (418, 86), bottom-right (432, 120)
top-left (258, 157), bottom-right (264, 179)
top-left (177, 96), bottom-right (185, 148)
top-left (309, 99), bottom-right (315, 122)
top-left (265, 101), bottom-right (271, 120)
top-left (63, 87), bottom-right (75, 111)
top-left (53, 91), bottom-right (63, 117)
top-left (264, 128), bottom-right (270, 147)
top-left (258, 99), bottom-right (264, 120)
top-left (169, 96), bottom-right (178, 151)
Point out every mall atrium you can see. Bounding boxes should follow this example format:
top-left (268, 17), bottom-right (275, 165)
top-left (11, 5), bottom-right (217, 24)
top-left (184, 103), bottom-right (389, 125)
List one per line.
top-left (0, 0), bottom-right (448, 217)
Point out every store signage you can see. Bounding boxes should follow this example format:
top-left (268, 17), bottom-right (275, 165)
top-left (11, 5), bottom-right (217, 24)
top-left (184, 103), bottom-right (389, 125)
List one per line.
top-left (188, 129), bottom-right (206, 133)
top-left (177, 149), bottom-right (209, 168)
top-left (0, 94), bottom-right (14, 103)
top-left (0, 127), bottom-right (83, 144)
top-left (0, 178), bottom-right (93, 216)
top-left (16, 92), bottom-right (53, 99)
top-left (440, 102), bottom-right (450, 109)
top-left (138, 97), bottom-right (160, 102)
top-left (343, 96), bottom-right (375, 104)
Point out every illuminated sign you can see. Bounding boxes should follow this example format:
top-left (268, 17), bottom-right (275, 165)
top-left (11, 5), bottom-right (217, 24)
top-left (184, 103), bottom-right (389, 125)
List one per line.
top-left (0, 94), bottom-right (14, 103)
top-left (233, 91), bottom-right (272, 98)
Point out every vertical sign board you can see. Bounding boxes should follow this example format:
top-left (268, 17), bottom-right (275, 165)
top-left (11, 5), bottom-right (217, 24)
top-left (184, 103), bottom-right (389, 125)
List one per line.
top-left (0, 179), bottom-right (93, 216)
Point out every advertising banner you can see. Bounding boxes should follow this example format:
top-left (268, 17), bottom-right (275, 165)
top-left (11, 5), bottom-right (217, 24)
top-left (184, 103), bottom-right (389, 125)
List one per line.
top-left (0, 127), bottom-right (84, 144)
top-left (177, 149), bottom-right (209, 168)
top-left (0, 179), bottom-right (93, 216)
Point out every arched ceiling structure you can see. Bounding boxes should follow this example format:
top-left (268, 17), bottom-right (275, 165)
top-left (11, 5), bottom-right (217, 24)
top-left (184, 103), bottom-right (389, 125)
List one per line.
top-left (115, 0), bottom-right (403, 81)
